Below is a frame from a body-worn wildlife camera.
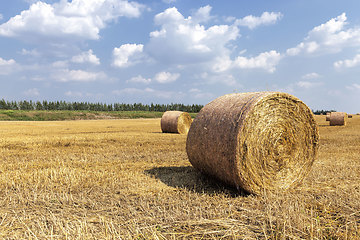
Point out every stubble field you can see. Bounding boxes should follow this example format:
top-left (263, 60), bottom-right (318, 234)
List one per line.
top-left (0, 115), bottom-right (359, 239)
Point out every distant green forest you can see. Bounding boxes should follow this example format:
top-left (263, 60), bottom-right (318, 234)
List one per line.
top-left (312, 109), bottom-right (337, 115)
top-left (0, 99), bottom-right (337, 116)
top-left (0, 99), bottom-right (203, 113)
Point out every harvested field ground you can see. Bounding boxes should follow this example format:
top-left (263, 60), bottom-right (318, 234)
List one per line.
top-left (0, 116), bottom-right (359, 239)
top-left (0, 110), bottom-right (172, 121)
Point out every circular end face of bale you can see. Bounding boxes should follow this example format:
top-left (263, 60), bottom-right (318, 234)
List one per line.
top-left (186, 92), bottom-right (319, 195)
top-left (161, 111), bottom-right (192, 134)
top-left (329, 112), bottom-right (347, 126)
top-left (326, 113), bottom-right (330, 121)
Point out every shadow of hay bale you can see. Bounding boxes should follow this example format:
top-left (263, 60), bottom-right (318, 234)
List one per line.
top-left (145, 166), bottom-right (249, 197)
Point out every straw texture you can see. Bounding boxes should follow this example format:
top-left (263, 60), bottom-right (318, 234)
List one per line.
top-left (329, 112), bottom-right (347, 126)
top-left (186, 92), bottom-right (319, 195)
top-left (326, 113), bottom-right (330, 121)
top-left (161, 111), bottom-right (192, 134)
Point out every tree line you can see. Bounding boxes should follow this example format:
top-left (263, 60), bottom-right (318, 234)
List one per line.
top-left (312, 109), bottom-right (337, 115)
top-left (0, 99), bottom-right (203, 113)
top-left (0, 99), bottom-right (337, 114)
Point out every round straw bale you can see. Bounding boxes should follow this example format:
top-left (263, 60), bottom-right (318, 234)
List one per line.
top-left (329, 112), bottom-right (347, 126)
top-left (326, 112), bottom-right (330, 121)
top-left (348, 114), bottom-right (353, 118)
top-left (186, 92), bottom-right (319, 195)
top-left (161, 111), bottom-right (192, 134)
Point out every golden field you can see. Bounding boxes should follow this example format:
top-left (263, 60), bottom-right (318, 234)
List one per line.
top-left (0, 115), bottom-right (359, 239)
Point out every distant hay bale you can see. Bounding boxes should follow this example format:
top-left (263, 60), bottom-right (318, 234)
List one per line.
top-left (186, 92), bottom-right (319, 195)
top-left (161, 111), bottom-right (192, 134)
top-left (329, 112), bottom-right (347, 126)
top-left (348, 114), bottom-right (353, 118)
top-left (326, 113), bottom-right (331, 121)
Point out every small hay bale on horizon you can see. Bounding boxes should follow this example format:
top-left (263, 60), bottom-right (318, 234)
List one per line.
top-left (186, 92), bottom-right (319, 195)
top-left (161, 111), bottom-right (192, 134)
top-left (348, 114), bottom-right (353, 118)
top-left (329, 112), bottom-right (347, 126)
top-left (326, 112), bottom-right (331, 121)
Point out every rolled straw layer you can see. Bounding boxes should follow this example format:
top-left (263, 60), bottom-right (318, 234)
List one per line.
top-left (329, 112), bottom-right (347, 126)
top-left (161, 111), bottom-right (192, 134)
top-left (326, 113), bottom-right (330, 121)
top-left (186, 92), bottom-right (319, 195)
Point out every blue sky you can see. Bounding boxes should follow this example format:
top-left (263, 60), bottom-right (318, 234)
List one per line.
top-left (1, 0), bottom-right (360, 112)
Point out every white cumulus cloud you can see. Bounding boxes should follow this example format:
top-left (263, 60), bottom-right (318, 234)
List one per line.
top-left (0, 0), bottom-right (145, 41)
top-left (197, 72), bottom-right (238, 86)
top-left (235, 12), bottom-right (283, 29)
top-left (147, 7), bottom-right (239, 66)
top-left (348, 83), bottom-right (360, 90)
top-left (112, 6), bottom-right (284, 76)
top-left (287, 13), bottom-right (360, 56)
top-left (234, 50), bottom-right (282, 73)
top-left (71, 49), bottom-right (100, 65)
top-left (53, 69), bottom-right (106, 82)
top-left (334, 54), bottom-right (360, 69)
top-left (52, 60), bottom-right (69, 68)
top-left (296, 81), bottom-right (323, 89)
top-left (127, 75), bottom-right (151, 84)
top-left (112, 43), bottom-right (144, 68)
top-left (211, 56), bottom-right (233, 72)
top-left (191, 5), bottom-right (213, 23)
top-left (0, 57), bottom-right (15, 66)
top-left (154, 71), bottom-right (180, 83)
top-left (302, 72), bottom-right (321, 79)
top-left (0, 57), bottom-right (16, 75)
top-left (21, 48), bottom-right (41, 57)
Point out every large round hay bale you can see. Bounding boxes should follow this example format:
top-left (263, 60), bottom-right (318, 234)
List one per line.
top-left (326, 112), bottom-right (330, 121)
top-left (186, 92), bottom-right (319, 195)
top-left (329, 112), bottom-right (347, 126)
top-left (161, 111), bottom-right (192, 134)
